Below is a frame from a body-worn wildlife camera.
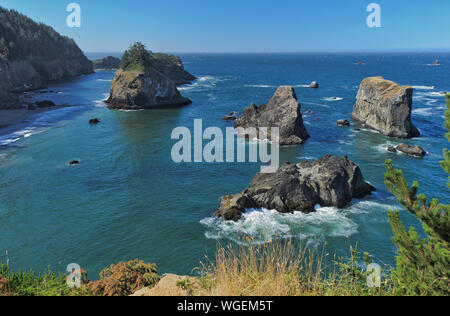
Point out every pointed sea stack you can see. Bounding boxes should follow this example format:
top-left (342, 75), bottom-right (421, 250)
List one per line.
top-left (234, 86), bottom-right (310, 146)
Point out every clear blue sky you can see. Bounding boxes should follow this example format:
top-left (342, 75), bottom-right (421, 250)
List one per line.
top-left (1, 0), bottom-right (449, 53)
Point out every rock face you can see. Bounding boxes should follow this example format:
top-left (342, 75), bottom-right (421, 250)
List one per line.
top-left (234, 86), bottom-right (309, 146)
top-left (106, 68), bottom-right (192, 110)
top-left (310, 81), bottom-right (319, 89)
top-left (352, 77), bottom-right (420, 138)
top-left (0, 7), bottom-right (93, 109)
top-left (336, 119), bottom-right (350, 127)
top-left (396, 144), bottom-right (426, 157)
top-left (216, 155), bottom-right (375, 221)
top-left (131, 274), bottom-right (200, 297)
top-left (35, 100), bottom-right (56, 108)
top-left (150, 54), bottom-right (196, 85)
top-left (92, 56), bottom-right (121, 70)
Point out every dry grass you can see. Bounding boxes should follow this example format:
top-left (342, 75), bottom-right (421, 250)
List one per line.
top-left (196, 236), bottom-right (392, 296)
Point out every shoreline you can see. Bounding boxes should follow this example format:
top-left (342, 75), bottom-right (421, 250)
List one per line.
top-left (0, 107), bottom-right (59, 138)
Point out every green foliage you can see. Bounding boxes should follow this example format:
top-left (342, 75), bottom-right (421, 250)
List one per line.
top-left (0, 7), bottom-right (85, 64)
top-left (384, 94), bottom-right (450, 296)
top-left (119, 42), bottom-right (152, 72)
top-left (0, 261), bottom-right (92, 296)
top-left (119, 42), bottom-right (184, 72)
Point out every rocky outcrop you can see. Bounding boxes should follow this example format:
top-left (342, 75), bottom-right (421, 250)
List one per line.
top-left (352, 77), bottom-right (420, 138)
top-left (223, 112), bottom-right (237, 121)
top-left (131, 274), bottom-right (200, 297)
top-left (234, 86), bottom-right (309, 146)
top-left (216, 155), bottom-right (375, 221)
top-left (106, 68), bottom-right (191, 110)
top-left (150, 54), bottom-right (196, 85)
top-left (310, 81), bottom-right (319, 89)
top-left (396, 144), bottom-right (426, 158)
top-left (336, 119), bottom-right (350, 127)
top-left (35, 100), bottom-right (56, 108)
top-left (0, 7), bottom-right (93, 109)
top-left (92, 56), bottom-right (121, 70)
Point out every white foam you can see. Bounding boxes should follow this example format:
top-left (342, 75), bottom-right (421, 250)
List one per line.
top-left (96, 79), bottom-right (112, 82)
top-left (293, 85), bottom-right (311, 88)
top-left (412, 107), bottom-right (434, 116)
top-left (412, 85), bottom-right (435, 90)
top-left (200, 200), bottom-right (393, 243)
top-left (244, 85), bottom-right (276, 88)
top-left (323, 97), bottom-right (344, 102)
top-left (373, 140), bottom-right (401, 153)
top-left (179, 75), bottom-right (225, 92)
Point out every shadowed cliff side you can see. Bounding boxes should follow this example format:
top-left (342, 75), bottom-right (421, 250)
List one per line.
top-left (0, 7), bottom-right (93, 109)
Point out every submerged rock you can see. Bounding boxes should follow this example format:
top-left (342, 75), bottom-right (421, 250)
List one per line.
top-left (234, 86), bottom-right (309, 146)
top-left (352, 77), bottom-right (420, 138)
top-left (216, 155), bottom-right (375, 221)
top-left (387, 146), bottom-right (397, 153)
top-left (69, 160), bottom-right (80, 166)
top-left (222, 112), bottom-right (237, 121)
top-left (106, 68), bottom-right (191, 110)
top-left (396, 144), bottom-right (426, 158)
top-left (310, 81), bottom-right (319, 89)
top-left (336, 119), bottom-right (350, 127)
top-left (89, 118), bottom-right (101, 124)
top-left (35, 100), bottom-right (56, 108)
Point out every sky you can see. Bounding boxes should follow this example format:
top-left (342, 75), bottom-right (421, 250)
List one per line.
top-left (1, 0), bottom-right (449, 53)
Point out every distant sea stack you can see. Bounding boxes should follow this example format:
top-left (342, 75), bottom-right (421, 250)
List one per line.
top-left (106, 43), bottom-right (192, 110)
top-left (352, 77), bottom-right (420, 138)
top-left (0, 7), bottom-right (93, 109)
top-left (234, 86), bottom-right (310, 146)
top-left (92, 56), bottom-right (121, 70)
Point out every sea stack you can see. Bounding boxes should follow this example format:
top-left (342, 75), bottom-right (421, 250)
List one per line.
top-left (352, 77), bottom-right (420, 138)
top-left (92, 56), bottom-right (121, 70)
top-left (234, 86), bottom-right (310, 146)
top-left (216, 155), bottom-right (375, 221)
top-left (106, 43), bottom-right (192, 110)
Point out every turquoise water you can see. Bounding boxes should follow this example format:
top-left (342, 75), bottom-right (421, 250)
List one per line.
top-left (0, 53), bottom-right (449, 277)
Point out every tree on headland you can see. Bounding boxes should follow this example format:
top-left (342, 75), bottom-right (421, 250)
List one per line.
top-left (384, 93), bottom-right (450, 295)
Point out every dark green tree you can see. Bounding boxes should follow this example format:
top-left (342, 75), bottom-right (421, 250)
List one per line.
top-left (119, 42), bottom-right (152, 71)
top-left (384, 94), bottom-right (450, 296)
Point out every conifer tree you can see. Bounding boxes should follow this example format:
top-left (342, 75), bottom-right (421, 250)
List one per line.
top-left (384, 94), bottom-right (450, 295)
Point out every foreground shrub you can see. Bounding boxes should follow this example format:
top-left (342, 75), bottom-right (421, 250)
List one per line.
top-left (87, 259), bottom-right (160, 296)
top-left (384, 94), bottom-right (450, 296)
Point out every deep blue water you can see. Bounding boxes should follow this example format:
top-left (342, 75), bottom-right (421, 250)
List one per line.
top-left (0, 53), bottom-right (448, 278)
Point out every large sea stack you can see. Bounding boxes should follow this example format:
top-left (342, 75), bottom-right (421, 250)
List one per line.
top-left (352, 77), bottom-right (420, 138)
top-left (0, 7), bottom-right (93, 109)
top-left (216, 155), bottom-right (375, 221)
top-left (106, 43), bottom-right (193, 110)
top-left (234, 86), bottom-right (310, 146)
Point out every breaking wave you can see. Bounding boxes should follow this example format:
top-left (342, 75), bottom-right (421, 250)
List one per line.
top-left (201, 200), bottom-right (393, 244)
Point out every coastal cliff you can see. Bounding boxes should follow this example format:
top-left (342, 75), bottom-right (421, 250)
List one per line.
top-left (106, 43), bottom-right (192, 110)
top-left (352, 77), bottom-right (420, 138)
top-left (0, 7), bottom-right (93, 109)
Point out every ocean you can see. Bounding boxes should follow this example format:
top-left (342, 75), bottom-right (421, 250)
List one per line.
top-left (0, 53), bottom-right (448, 277)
